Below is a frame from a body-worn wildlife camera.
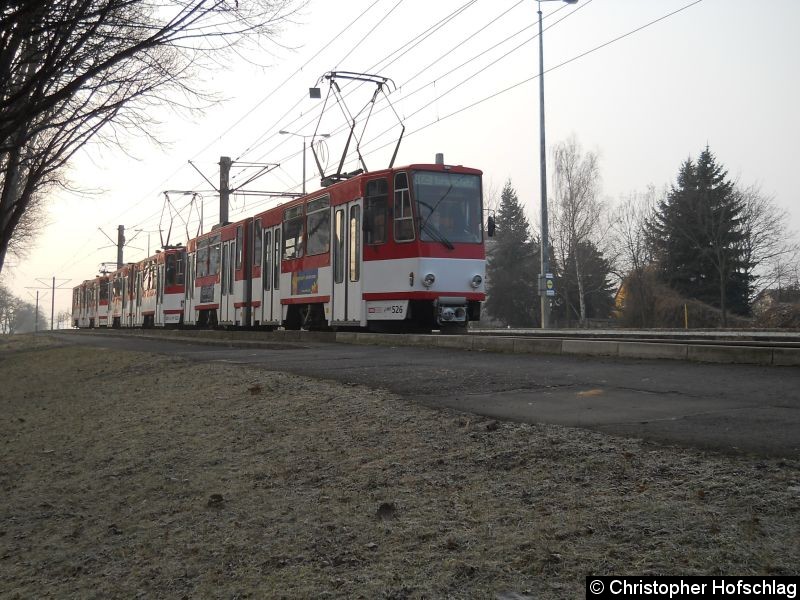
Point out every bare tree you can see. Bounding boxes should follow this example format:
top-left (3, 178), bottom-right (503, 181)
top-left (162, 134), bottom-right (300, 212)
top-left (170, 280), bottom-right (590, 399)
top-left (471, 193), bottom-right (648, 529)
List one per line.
top-left (0, 278), bottom-right (15, 333)
top-left (736, 182), bottom-right (800, 300)
top-left (482, 178), bottom-right (501, 216)
top-left (608, 186), bottom-right (659, 326)
top-left (0, 0), bottom-right (298, 274)
top-left (550, 136), bottom-right (604, 326)
top-left (56, 309), bottom-right (72, 329)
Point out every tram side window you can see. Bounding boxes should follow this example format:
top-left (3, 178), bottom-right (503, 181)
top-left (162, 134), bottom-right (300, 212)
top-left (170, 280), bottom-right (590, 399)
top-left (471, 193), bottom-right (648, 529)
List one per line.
top-left (263, 230), bottom-right (271, 290)
top-left (166, 254), bottom-right (176, 286)
top-left (306, 196), bottom-right (330, 256)
top-left (254, 220), bottom-right (262, 267)
top-left (283, 205), bottom-right (304, 260)
top-left (365, 179), bottom-right (388, 244)
top-left (350, 205), bottom-right (361, 282)
top-left (185, 256), bottom-right (191, 298)
top-left (235, 226), bottom-right (243, 270)
top-left (209, 243), bottom-right (221, 275)
top-left (334, 209), bottom-right (345, 284)
top-left (221, 245), bottom-right (229, 294)
top-left (186, 255), bottom-right (194, 299)
top-left (228, 242), bottom-right (234, 295)
top-left (394, 173), bottom-right (414, 242)
top-left (197, 245), bottom-right (209, 278)
top-left (273, 229), bottom-right (281, 289)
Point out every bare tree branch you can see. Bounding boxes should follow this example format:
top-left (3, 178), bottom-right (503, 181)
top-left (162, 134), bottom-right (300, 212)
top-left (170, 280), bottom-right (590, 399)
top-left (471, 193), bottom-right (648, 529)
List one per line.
top-left (0, 0), bottom-right (300, 273)
top-left (550, 135), bottom-right (604, 326)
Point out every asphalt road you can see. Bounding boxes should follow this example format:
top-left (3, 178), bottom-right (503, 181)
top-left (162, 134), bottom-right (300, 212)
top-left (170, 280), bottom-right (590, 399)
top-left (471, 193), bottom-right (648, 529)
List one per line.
top-left (55, 332), bottom-right (800, 458)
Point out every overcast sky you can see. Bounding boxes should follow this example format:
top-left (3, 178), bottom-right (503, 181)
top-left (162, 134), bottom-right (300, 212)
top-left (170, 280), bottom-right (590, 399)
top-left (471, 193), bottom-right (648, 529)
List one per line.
top-left (6, 0), bottom-right (800, 315)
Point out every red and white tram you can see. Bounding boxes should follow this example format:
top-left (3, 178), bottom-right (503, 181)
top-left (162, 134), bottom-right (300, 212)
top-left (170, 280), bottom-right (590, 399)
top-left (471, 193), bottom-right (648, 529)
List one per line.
top-left (184, 218), bottom-right (252, 327)
top-left (74, 159), bottom-right (487, 332)
top-left (72, 275), bottom-right (110, 328)
top-left (73, 247), bottom-right (185, 329)
top-left (131, 247), bottom-right (186, 327)
top-left (180, 160), bottom-right (486, 331)
top-left (261, 162), bottom-right (485, 331)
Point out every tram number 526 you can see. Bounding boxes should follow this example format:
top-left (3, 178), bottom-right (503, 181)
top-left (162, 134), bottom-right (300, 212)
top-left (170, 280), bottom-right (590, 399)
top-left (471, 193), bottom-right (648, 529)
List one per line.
top-left (366, 300), bottom-right (409, 321)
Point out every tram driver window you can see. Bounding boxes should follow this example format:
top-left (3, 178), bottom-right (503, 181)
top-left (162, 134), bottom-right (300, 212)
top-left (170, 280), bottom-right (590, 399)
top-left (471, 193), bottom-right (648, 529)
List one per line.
top-left (197, 245), bottom-right (208, 277)
top-left (209, 243), bottom-right (221, 275)
top-left (306, 196), bottom-right (331, 256)
top-left (283, 205), bottom-right (304, 260)
top-left (235, 226), bottom-right (243, 270)
top-left (254, 220), bottom-right (262, 267)
top-left (166, 254), bottom-right (176, 286)
top-left (394, 173), bottom-right (414, 242)
top-left (365, 178), bottom-right (388, 244)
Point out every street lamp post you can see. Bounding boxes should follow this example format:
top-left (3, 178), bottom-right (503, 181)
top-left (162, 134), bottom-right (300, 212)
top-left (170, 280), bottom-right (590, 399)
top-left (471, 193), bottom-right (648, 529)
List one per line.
top-left (279, 130), bottom-right (330, 195)
top-left (537, 0), bottom-right (577, 329)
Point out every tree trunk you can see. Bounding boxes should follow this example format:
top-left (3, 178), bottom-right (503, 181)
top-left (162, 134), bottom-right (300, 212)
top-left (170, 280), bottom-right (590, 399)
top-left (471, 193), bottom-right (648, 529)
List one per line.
top-left (574, 251), bottom-right (587, 327)
top-left (719, 268), bottom-right (728, 327)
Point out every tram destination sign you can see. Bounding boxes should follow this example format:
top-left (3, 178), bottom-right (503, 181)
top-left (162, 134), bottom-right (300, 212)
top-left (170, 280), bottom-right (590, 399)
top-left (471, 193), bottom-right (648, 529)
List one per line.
top-left (414, 172), bottom-right (479, 189)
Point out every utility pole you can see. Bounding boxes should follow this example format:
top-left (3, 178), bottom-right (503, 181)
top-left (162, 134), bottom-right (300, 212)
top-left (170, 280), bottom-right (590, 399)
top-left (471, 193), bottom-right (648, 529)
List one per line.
top-left (99, 225), bottom-right (131, 267)
top-left (219, 156), bottom-right (231, 225)
top-left (24, 288), bottom-right (47, 333)
top-left (537, 0), bottom-right (551, 329)
top-left (117, 225), bottom-right (125, 268)
top-left (29, 278), bottom-right (71, 330)
top-left (188, 157), bottom-right (282, 227)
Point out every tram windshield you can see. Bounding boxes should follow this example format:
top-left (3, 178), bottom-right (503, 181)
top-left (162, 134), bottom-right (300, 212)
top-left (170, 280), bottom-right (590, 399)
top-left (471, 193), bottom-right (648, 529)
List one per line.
top-left (413, 171), bottom-right (482, 245)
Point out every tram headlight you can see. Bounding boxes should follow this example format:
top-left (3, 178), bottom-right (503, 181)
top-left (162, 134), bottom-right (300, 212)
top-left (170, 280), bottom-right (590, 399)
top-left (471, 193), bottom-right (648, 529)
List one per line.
top-left (470, 275), bottom-right (483, 289)
top-left (423, 273), bottom-right (436, 288)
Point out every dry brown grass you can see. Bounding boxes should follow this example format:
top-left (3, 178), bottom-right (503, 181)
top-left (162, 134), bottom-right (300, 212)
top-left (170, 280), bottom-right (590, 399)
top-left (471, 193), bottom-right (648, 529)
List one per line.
top-left (1, 336), bottom-right (798, 598)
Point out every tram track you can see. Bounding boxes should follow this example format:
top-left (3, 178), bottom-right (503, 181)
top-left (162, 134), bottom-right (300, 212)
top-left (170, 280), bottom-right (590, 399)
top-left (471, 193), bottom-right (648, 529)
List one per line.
top-left (468, 328), bottom-right (800, 349)
top-left (62, 325), bottom-right (800, 366)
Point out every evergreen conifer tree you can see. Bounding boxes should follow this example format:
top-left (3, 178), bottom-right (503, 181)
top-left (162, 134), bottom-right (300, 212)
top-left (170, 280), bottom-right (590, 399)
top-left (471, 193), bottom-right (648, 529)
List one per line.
top-left (553, 240), bottom-right (615, 325)
top-left (485, 181), bottom-right (540, 327)
top-left (649, 147), bottom-right (750, 324)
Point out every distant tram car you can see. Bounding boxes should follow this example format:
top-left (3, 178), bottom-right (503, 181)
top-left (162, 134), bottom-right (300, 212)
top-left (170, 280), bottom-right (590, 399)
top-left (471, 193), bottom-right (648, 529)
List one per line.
top-left (184, 217), bottom-right (252, 328)
top-left (131, 247), bottom-right (186, 327)
top-left (73, 159), bottom-right (487, 333)
top-left (72, 247), bottom-right (185, 329)
top-left (72, 275), bottom-right (110, 328)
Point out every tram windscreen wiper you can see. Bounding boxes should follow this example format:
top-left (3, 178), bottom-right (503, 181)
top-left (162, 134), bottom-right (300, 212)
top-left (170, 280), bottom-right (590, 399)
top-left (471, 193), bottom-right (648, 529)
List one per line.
top-left (419, 219), bottom-right (454, 250)
top-left (419, 184), bottom-right (453, 232)
top-left (417, 197), bottom-right (455, 250)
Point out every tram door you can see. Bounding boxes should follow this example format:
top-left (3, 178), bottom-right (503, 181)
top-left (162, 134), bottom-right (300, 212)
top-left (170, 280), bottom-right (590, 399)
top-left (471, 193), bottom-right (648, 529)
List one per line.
top-left (332, 199), bottom-right (363, 325)
top-left (260, 225), bottom-right (282, 325)
top-left (121, 276), bottom-right (127, 328)
top-left (220, 241), bottom-right (232, 323)
top-left (156, 263), bottom-right (165, 326)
